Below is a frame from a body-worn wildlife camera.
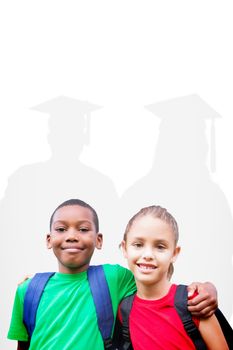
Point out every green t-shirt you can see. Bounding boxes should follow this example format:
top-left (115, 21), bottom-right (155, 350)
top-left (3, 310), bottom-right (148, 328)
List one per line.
top-left (8, 264), bottom-right (136, 350)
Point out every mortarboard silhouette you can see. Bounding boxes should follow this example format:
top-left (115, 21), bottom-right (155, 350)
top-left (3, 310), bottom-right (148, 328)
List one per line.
top-left (146, 94), bottom-right (221, 172)
top-left (146, 94), bottom-right (220, 119)
top-left (31, 96), bottom-right (102, 145)
top-left (31, 95), bottom-right (100, 115)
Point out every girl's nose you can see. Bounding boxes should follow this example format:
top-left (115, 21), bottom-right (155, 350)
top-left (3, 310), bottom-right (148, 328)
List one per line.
top-left (141, 247), bottom-right (154, 260)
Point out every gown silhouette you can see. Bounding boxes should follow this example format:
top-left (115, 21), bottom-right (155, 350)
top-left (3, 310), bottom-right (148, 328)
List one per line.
top-left (0, 96), bottom-right (119, 344)
top-left (120, 95), bottom-right (233, 319)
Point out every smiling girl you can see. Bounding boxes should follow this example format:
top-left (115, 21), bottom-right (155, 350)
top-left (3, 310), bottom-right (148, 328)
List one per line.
top-left (120, 205), bottom-right (229, 350)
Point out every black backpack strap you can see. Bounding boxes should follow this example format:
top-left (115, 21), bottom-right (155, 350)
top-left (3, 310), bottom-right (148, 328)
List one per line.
top-left (87, 265), bottom-right (115, 350)
top-left (119, 294), bottom-right (135, 350)
top-left (174, 285), bottom-right (207, 350)
top-left (215, 308), bottom-right (233, 349)
top-left (23, 272), bottom-right (55, 338)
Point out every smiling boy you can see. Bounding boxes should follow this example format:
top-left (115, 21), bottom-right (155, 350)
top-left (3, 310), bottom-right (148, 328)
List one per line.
top-left (47, 203), bottom-right (103, 274)
top-left (8, 199), bottom-right (136, 350)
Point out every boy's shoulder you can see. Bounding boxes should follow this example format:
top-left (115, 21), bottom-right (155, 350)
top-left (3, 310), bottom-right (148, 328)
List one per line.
top-left (15, 277), bottom-right (33, 306)
top-left (17, 277), bottom-right (32, 293)
top-left (102, 264), bottom-right (135, 294)
top-left (19, 265), bottom-right (133, 294)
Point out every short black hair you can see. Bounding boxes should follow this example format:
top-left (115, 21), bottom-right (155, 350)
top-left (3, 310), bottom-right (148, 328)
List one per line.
top-left (49, 199), bottom-right (99, 232)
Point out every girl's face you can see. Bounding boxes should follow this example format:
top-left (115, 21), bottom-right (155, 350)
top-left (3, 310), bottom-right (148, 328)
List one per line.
top-left (122, 215), bottom-right (180, 289)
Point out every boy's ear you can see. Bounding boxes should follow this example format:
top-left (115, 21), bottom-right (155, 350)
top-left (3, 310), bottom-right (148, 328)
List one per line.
top-left (95, 233), bottom-right (103, 250)
top-left (46, 233), bottom-right (52, 249)
top-left (172, 246), bottom-right (181, 263)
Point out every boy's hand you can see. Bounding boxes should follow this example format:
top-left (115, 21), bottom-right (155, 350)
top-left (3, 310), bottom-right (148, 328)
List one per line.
top-left (187, 282), bottom-right (218, 318)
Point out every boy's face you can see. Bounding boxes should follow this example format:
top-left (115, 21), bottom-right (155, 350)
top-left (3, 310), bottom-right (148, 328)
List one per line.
top-left (47, 205), bottom-right (103, 273)
top-left (122, 215), bottom-right (180, 289)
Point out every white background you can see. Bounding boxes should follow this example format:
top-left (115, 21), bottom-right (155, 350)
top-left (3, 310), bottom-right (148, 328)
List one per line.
top-left (1, 1), bottom-right (233, 348)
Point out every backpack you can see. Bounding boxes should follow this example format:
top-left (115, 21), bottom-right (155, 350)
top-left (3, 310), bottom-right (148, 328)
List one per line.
top-left (23, 273), bottom-right (233, 350)
top-left (116, 284), bottom-right (233, 350)
top-left (23, 265), bottom-right (115, 350)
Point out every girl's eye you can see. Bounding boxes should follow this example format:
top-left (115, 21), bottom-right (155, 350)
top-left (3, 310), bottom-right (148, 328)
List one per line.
top-left (157, 244), bottom-right (166, 250)
top-left (133, 242), bottom-right (143, 248)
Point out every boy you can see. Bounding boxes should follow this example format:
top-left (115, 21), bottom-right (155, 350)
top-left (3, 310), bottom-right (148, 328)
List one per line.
top-left (8, 199), bottom-right (218, 349)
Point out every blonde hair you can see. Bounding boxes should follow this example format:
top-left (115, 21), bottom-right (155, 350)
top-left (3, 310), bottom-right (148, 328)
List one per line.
top-left (123, 205), bottom-right (179, 279)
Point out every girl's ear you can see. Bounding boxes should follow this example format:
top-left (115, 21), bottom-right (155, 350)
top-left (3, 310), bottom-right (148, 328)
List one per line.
top-left (171, 246), bottom-right (181, 263)
top-left (46, 233), bottom-right (52, 249)
top-left (121, 240), bottom-right (128, 258)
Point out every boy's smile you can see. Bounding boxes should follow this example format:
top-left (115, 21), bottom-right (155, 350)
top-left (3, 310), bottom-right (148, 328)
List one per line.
top-left (61, 246), bottom-right (84, 252)
top-left (46, 205), bottom-right (103, 273)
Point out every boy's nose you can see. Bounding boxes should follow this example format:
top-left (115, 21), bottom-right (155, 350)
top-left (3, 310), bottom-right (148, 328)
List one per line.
top-left (66, 229), bottom-right (79, 241)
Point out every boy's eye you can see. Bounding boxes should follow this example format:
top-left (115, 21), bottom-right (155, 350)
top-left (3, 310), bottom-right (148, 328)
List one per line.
top-left (79, 227), bottom-right (89, 232)
top-left (55, 227), bottom-right (66, 233)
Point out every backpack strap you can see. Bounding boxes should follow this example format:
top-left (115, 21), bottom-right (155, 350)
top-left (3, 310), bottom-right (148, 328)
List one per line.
top-left (215, 308), bottom-right (233, 349)
top-left (23, 272), bottom-right (55, 338)
top-left (118, 293), bottom-right (135, 350)
top-left (87, 265), bottom-right (115, 350)
top-left (174, 285), bottom-right (207, 350)
top-left (23, 266), bottom-right (115, 349)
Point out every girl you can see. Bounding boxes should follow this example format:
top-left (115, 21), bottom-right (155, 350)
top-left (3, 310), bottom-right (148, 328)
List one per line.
top-left (120, 205), bottom-right (229, 349)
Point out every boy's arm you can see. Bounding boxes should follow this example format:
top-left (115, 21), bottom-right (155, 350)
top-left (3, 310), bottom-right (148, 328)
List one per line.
top-left (8, 282), bottom-right (30, 343)
top-left (17, 341), bottom-right (30, 350)
top-left (187, 282), bottom-right (218, 317)
top-left (117, 265), bottom-right (136, 300)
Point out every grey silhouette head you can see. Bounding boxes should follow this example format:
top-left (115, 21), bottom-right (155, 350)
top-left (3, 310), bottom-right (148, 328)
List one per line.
top-left (31, 96), bottom-right (102, 157)
top-left (146, 94), bottom-right (221, 172)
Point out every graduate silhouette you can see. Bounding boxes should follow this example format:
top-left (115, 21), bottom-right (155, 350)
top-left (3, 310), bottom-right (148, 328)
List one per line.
top-left (0, 96), bottom-right (119, 345)
top-left (0, 96), bottom-right (120, 270)
top-left (120, 94), bottom-right (233, 319)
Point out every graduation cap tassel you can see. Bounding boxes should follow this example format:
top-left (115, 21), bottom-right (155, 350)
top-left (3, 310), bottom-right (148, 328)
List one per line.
top-left (85, 112), bottom-right (91, 146)
top-left (210, 118), bottom-right (216, 173)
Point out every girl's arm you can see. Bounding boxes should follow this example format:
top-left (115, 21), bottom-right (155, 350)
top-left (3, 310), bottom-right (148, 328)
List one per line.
top-left (199, 314), bottom-right (229, 350)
